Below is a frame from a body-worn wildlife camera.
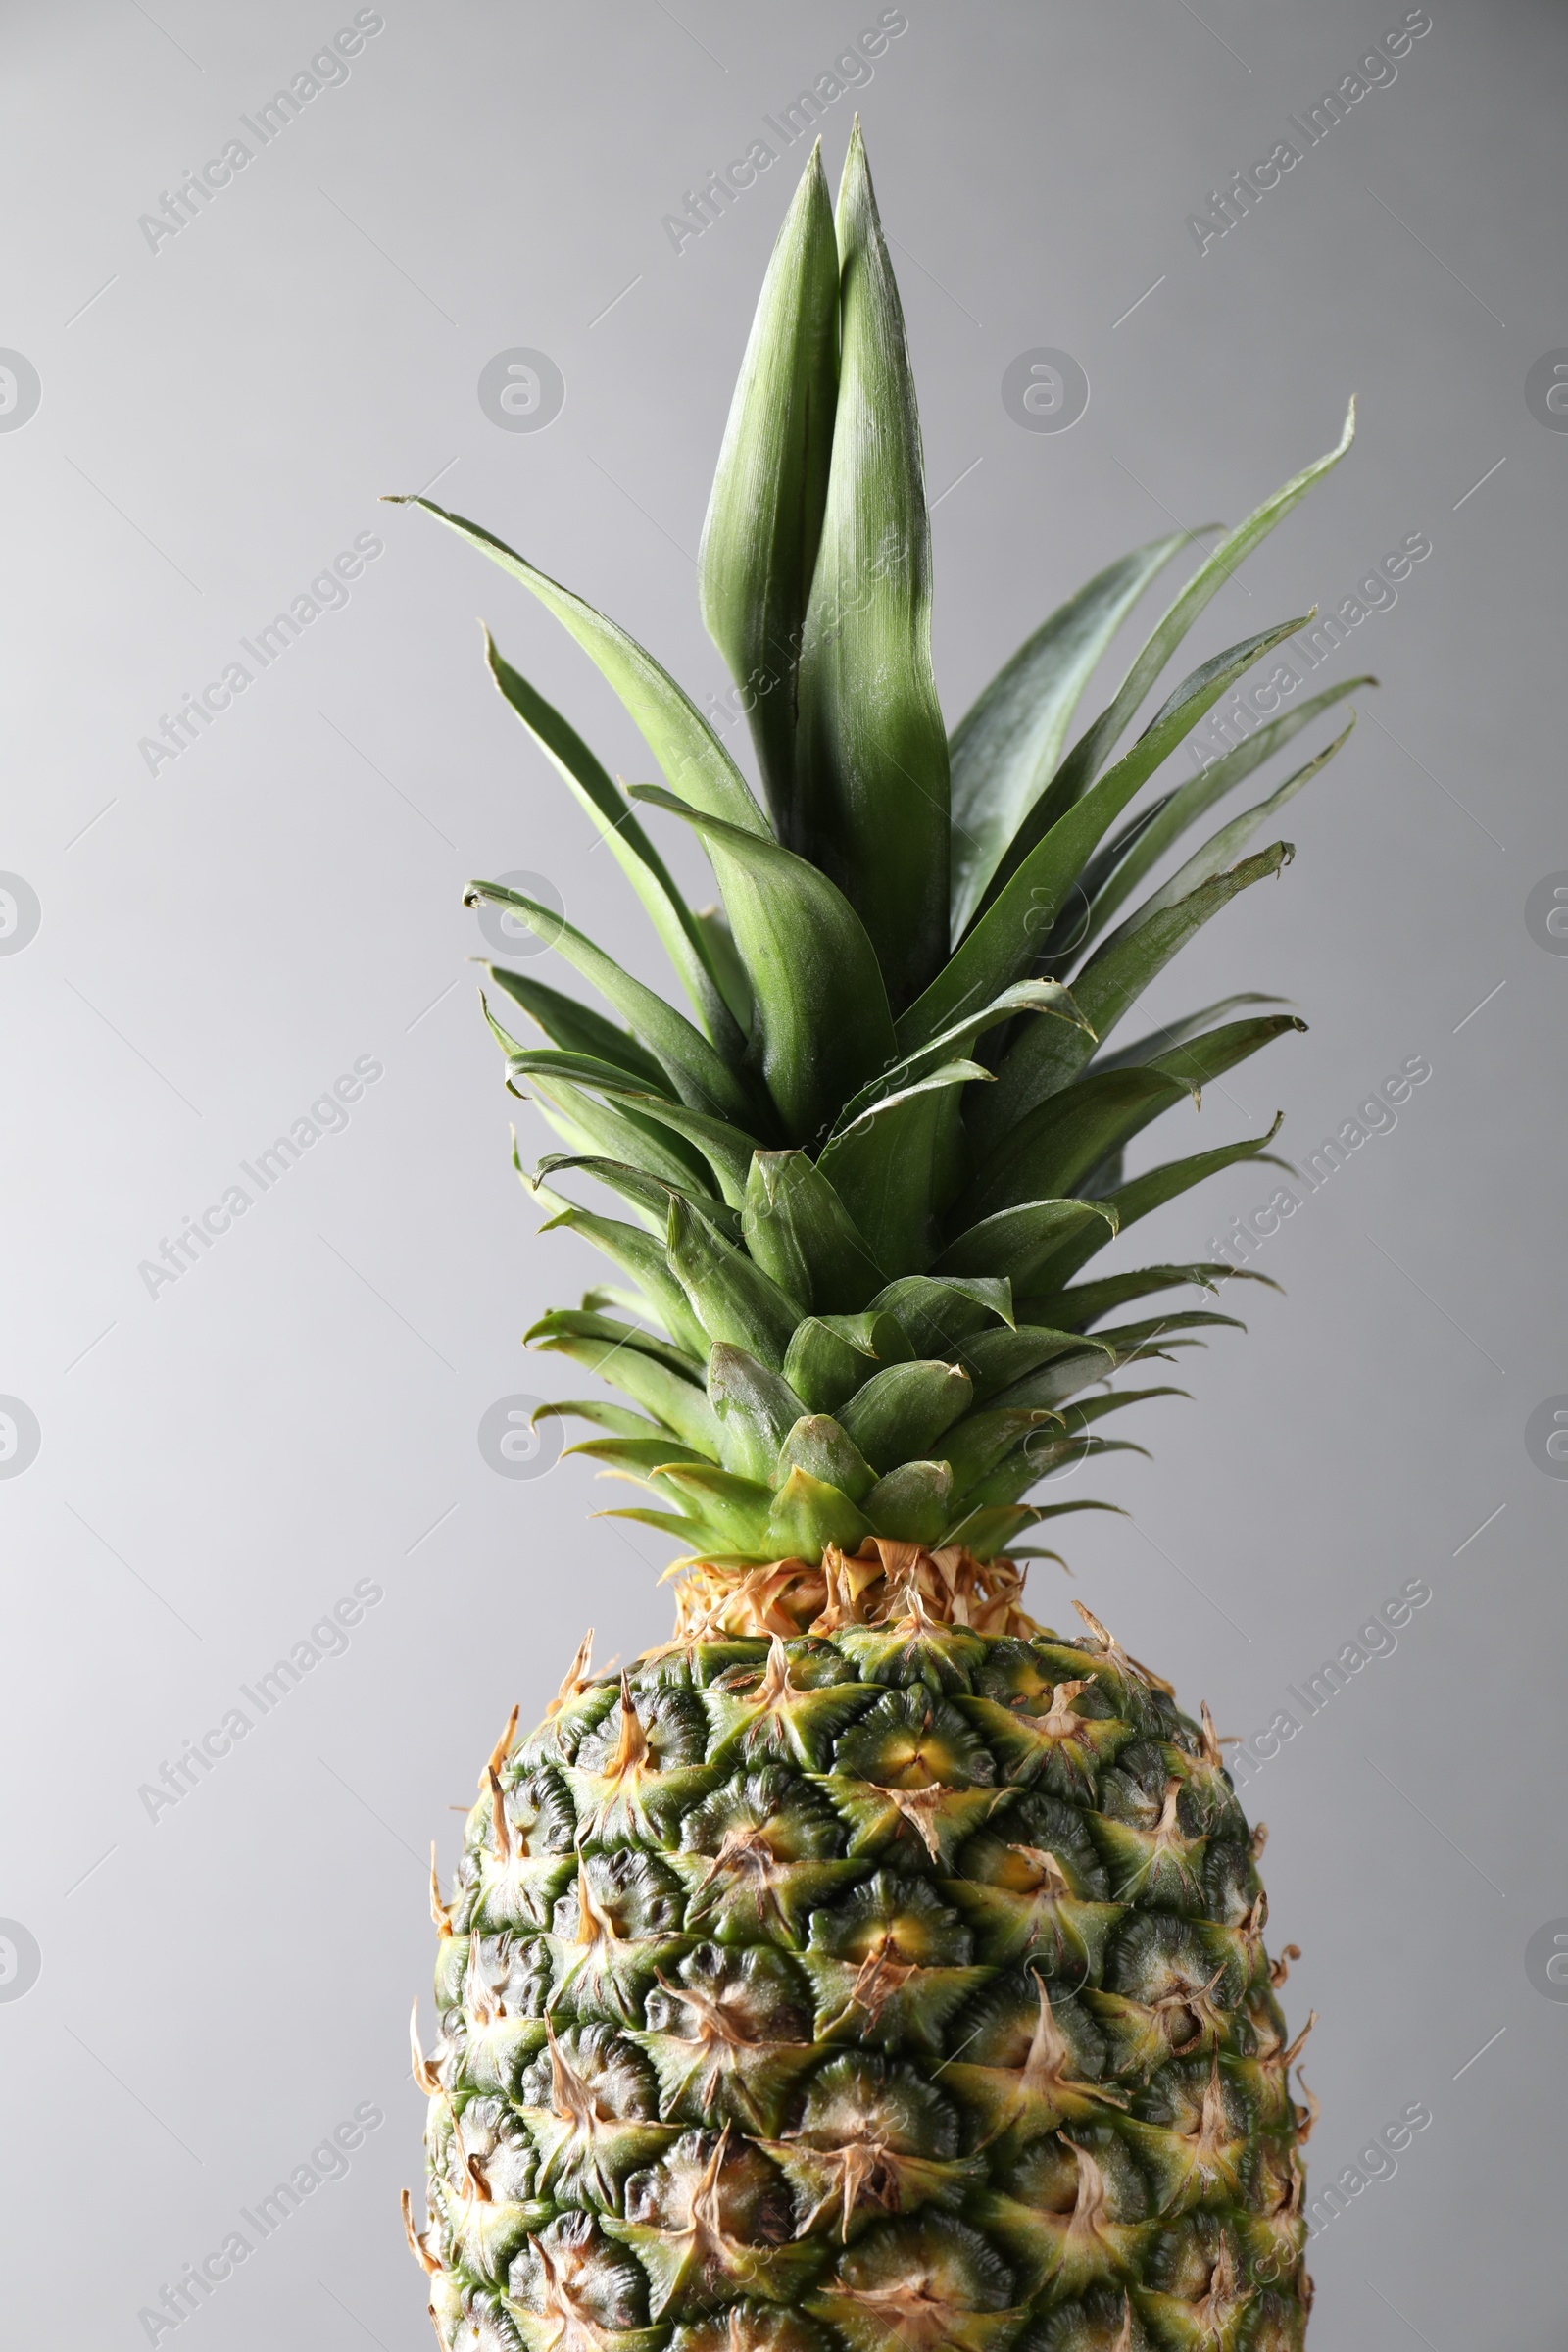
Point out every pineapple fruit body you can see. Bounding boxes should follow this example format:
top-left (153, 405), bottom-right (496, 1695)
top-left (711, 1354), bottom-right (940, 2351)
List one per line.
top-left (398, 119), bottom-right (1353, 2350)
top-left (415, 1611), bottom-right (1310, 2351)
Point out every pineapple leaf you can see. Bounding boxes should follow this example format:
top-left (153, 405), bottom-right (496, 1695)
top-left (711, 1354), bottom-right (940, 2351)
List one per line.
top-left (836, 1359), bottom-right (973, 1475)
top-left (486, 966), bottom-right (666, 1090)
top-left (531, 1152), bottom-right (742, 1242)
top-left (767, 1465), bottom-right (874, 1555)
top-left (630, 782), bottom-right (897, 1147)
top-left (903, 612), bottom-right (1312, 1050)
top-left (827, 978), bottom-right (1091, 1142)
top-left (816, 1061), bottom-right (988, 1273)
top-left (743, 1151), bottom-right (884, 1315)
top-left (533, 1190), bottom-right (709, 1356)
top-left (707, 1343), bottom-right (808, 1481)
top-left (776, 1413), bottom-right (877, 1503)
top-left (483, 634), bottom-right (744, 1053)
top-left (949, 529), bottom-right (1195, 935)
top-left (468, 883), bottom-right (759, 1124)
top-left (958, 1324), bottom-right (1114, 1405)
top-left (932, 1198), bottom-right (1118, 1284)
top-left (526, 1323), bottom-right (721, 1453)
top-left (506, 1052), bottom-right (760, 1208)
top-left (864, 1459), bottom-right (956, 1545)
top-left (781, 1312), bottom-right (913, 1414)
top-left (1030, 1112), bottom-right (1287, 1286)
top-left (793, 121), bottom-right (950, 1013)
top-left (959, 1067), bottom-right (1191, 1224)
top-left (996, 399), bottom-right (1359, 881)
top-left (649, 1463), bottom-right (776, 1552)
top-left (1089, 995), bottom-right (1289, 1076)
top-left (1104, 722), bottom-right (1352, 946)
top-left (666, 1194), bottom-right (801, 1369)
top-left (395, 498), bottom-right (768, 836)
top-left (974, 843), bottom-right (1295, 1144)
top-left (519, 1068), bottom-right (715, 1197)
top-left (1024, 1263), bottom-right (1281, 1328)
top-left (1081, 674), bottom-right (1372, 944)
top-left (869, 1276), bottom-right (1016, 1352)
top-left (699, 140), bottom-right (839, 838)
top-left (945, 1408), bottom-right (1064, 1493)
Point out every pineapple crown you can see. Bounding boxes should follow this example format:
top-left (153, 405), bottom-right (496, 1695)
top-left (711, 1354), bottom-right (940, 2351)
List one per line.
top-left (394, 126), bottom-right (1366, 1632)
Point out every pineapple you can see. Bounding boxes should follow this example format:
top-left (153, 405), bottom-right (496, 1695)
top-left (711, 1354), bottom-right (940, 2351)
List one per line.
top-left (399, 124), bottom-right (1361, 2352)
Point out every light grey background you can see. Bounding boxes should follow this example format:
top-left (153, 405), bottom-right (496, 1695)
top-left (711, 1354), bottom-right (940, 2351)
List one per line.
top-left (3, 2), bottom-right (1563, 2343)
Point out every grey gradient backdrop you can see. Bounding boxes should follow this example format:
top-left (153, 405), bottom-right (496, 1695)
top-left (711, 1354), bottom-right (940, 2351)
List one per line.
top-left (3, 2), bottom-right (1564, 2344)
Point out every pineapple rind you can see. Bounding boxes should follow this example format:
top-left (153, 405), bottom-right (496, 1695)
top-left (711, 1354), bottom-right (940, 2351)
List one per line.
top-left (417, 1631), bottom-right (1310, 2351)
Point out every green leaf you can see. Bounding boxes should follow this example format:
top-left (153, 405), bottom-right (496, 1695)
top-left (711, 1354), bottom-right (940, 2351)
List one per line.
top-left (1090, 994), bottom-right (1289, 1075)
top-left (776, 1414), bottom-right (877, 1504)
top-left (708, 1344), bottom-right (808, 1482)
top-left (692, 903), bottom-right (753, 1037)
top-left (567, 1435), bottom-right (712, 1472)
top-left (899, 612), bottom-right (1313, 1052)
top-left (975, 1010), bottom-right (1304, 1226)
top-left (828, 979), bottom-right (1091, 1141)
top-left (959, 1068), bottom-right (1190, 1225)
top-left (665, 1195), bottom-right (799, 1369)
top-left (467, 881), bottom-right (759, 1125)
top-left (524, 1307), bottom-right (700, 1383)
top-left (944, 1409), bottom-right (1063, 1494)
top-left (1080, 676), bottom-right (1371, 944)
top-left (958, 1324), bottom-right (1114, 1406)
top-left (1088, 1309), bottom-right (1245, 1361)
top-left (519, 1070), bottom-right (716, 1199)
top-left (485, 966), bottom-right (666, 1089)
top-left (483, 634), bottom-right (743, 1052)
top-left (394, 498), bottom-right (768, 836)
top-left (815, 1062), bottom-right (990, 1273)
top-left (533, 1190), bottom-right (708, 1356)
top-left (869, 1276), bottom-right (1015, 1355)
top-left (766, 1467), bottom-right (873, 1558)
top-left (1144, 1013), bottom-right (1308, 1099)
top-left (991, 402), bottom-right (1358, 883)
top-left (1027, 1114), bottom-right (1287, 1287)
top-left (526, 1323), bottom-right (720, 1453)
top-left (1023, 1263), bottom-right (1280, 1330)
top-left (630, 784), bottom-right (897, 1147)
top-left (781, 1312), bottom-right (913, 1415)
top-left (507, 1050), bottom-right (760, 1207)
top-left (534, 1398), bottom-right (670, 1440)
top-left (650, 1464), bottom-right (775, 1553)
top-left (743, 1151), bottom-right (884, 1314)
top-left (836, 1359), bottom-right (973, 1476)
top-left (532, 1152), bottom-right (742, 1243)
top-left (972, 843), bottom-right (1294, 1146)
top-left (699, 142), bottom-right (839, 837)
top-left (933, 1199), bottom-right (1118, 1288)
top-left (949, 531), bottom-right (1194, 934)
top-left (864, 1460), bottom-right (955, 1545)
top-left (1107, 722), bottom-right (1352, 946)
top-left (936, 1503), bottom-right (1054, 1562)
top-left (983, 1346), bottom-right (1129, 1414)
top-left (793, 122), bottom-right (949, 1012)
